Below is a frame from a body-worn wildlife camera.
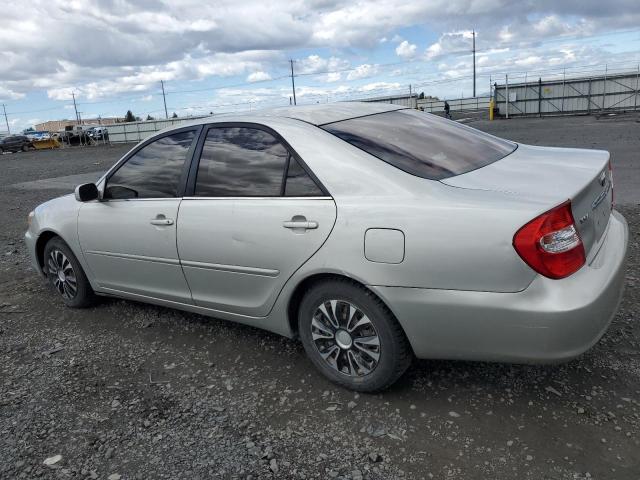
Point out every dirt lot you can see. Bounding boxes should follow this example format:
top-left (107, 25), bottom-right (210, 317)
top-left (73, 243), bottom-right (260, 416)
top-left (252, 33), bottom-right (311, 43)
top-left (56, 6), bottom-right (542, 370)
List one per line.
top-left (1, 115), bottom-right (639, 480)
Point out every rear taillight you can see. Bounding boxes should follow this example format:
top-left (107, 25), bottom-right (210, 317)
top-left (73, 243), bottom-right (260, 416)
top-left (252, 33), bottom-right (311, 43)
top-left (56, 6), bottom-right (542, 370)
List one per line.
top-left (513, 200), bottom-right (586, 279)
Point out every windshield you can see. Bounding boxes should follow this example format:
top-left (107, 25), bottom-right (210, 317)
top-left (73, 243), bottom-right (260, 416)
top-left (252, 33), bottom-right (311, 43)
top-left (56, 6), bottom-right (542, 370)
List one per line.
top-left (321, 109), bottom-right (516, 180)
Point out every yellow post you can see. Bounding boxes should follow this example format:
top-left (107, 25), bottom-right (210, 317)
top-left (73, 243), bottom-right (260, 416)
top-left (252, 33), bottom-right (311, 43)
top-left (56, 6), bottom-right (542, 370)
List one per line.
top-left (489, 99), bottom-right (495, 121)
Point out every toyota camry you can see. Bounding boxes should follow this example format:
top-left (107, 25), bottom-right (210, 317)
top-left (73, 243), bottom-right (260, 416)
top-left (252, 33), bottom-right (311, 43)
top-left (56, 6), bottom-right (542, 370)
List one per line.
top-left (25, 103), bottom-right (628, 391)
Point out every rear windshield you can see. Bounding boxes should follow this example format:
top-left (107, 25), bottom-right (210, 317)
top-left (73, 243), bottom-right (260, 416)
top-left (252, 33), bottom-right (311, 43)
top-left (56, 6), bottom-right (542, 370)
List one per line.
top-left (321, 109), bottom-right (516, 180)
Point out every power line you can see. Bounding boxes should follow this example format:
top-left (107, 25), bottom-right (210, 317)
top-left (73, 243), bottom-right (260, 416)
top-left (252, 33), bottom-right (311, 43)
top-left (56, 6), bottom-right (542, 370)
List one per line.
top-left (4, 53), bottom-right (640, 128)
top-left (163, 75), bottom-right (290, 95)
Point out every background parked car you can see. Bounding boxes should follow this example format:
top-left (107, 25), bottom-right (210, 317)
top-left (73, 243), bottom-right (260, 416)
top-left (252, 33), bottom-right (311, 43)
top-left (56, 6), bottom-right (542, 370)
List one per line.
top-left (87, 126), bottom-right (109, 141)
top-left (32, 131), bottom-right (52, 141)
top-left (0, 135), bottom-right (33, 153)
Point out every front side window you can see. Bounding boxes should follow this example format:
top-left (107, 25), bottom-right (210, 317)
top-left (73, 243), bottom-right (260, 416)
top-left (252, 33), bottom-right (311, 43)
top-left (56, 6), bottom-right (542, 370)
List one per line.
top-left (321, 109), bottom-right (516, 180)
top-left (105, 130), bottom-right (196, 199)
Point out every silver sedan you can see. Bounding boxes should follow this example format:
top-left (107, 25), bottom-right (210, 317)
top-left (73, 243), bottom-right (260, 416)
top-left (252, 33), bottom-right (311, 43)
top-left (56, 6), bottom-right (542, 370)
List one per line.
top-left (25, 103), bottom-right (628, 391)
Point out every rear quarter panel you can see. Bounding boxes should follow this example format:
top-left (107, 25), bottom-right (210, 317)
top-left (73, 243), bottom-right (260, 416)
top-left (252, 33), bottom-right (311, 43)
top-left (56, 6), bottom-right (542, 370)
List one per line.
top-left (264, 119), bottom-right (539, 293)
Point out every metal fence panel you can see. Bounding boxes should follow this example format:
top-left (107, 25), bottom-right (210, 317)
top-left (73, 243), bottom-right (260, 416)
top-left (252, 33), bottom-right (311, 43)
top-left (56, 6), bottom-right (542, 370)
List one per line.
top-left (418, 96), bottom-right (491, 113)
top-left (495, 72), bottom-right (640, 117)
top-left (107, 116), bottom-right (209, 143)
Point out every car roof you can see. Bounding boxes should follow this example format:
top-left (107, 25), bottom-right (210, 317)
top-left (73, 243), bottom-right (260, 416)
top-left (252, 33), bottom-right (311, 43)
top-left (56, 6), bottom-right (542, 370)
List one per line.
top-left (257, 101), bottom-right (406, 126)
top-left (153, 102), bottom-right (408, 138)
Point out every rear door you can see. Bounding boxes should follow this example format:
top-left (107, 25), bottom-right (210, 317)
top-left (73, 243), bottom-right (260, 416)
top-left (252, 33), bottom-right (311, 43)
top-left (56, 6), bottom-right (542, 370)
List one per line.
top-left (177, 124), bottom-right (336, 317)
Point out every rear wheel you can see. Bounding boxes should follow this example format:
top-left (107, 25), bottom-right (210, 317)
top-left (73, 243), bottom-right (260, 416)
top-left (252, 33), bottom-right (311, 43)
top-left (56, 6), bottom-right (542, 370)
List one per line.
top-left (43, 237), bottom-right (96, 308)
top-left (298, 279), bottom-right (412, 392)
top-left (21, 144), bottom-right (28, 152)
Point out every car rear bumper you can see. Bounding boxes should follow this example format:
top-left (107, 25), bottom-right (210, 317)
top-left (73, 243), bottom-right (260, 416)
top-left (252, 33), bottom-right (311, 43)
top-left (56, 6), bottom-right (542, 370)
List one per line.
top-left (370, 210), bottom-right (629, 363)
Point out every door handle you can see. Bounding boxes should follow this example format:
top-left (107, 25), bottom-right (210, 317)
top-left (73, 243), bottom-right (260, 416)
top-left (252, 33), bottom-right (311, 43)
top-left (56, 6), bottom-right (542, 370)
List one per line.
top-left (150, 215), bottom-right (174, 226)
top-left (283, 220), bottom-right (318, 230)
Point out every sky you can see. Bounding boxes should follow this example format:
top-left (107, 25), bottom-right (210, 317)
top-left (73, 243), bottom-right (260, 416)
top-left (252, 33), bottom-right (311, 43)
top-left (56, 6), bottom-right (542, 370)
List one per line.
top-left (2, 0), bottom-right (640, 132)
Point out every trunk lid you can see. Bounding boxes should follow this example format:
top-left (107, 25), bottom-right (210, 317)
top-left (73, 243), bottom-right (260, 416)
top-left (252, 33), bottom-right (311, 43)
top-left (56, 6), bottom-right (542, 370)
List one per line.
top-left (441, 144), bottom-right (612, 257)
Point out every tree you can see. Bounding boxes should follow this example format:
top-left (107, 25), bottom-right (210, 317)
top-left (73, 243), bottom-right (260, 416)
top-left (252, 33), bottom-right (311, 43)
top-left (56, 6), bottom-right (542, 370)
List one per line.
top-left (172, 112), bottom-right (178, 118)
top-left (124, 110), bottom-right (135, 122)
top-left (146, 114), bottom-right (155, 121)
top-left (418, 92), bottom-right (425, 99)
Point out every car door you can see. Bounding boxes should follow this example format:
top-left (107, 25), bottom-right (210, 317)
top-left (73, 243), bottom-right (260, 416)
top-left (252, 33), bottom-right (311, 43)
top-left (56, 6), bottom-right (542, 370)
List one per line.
top-left (78, 128), bottom-right (199, 303)
top-left (177, 124), bottom-right (337, 317)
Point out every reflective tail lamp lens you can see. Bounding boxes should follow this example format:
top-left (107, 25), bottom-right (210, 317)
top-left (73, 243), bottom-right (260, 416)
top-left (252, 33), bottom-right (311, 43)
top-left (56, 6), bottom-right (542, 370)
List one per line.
top-left (513, 201), bottom-right (586, 279)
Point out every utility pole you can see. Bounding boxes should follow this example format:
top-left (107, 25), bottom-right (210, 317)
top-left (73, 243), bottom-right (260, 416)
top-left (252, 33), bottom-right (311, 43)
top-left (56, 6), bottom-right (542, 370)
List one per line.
top-left (72, 92), bottom-right (79, 124)
top-left (602, 64), bottom-right (608, 112)
top-left (472, 29), bottom-right (476, 97)
top-left (290, 59), bottom-right (297, 106)
top-left (161, 80), bottom-right (168, 119)
top-left (409, 84), bottom-right (412, 107)
top-left (2, 104), bottom-right (9, 134)
top-left (505, 74), bottom-right (509, 119)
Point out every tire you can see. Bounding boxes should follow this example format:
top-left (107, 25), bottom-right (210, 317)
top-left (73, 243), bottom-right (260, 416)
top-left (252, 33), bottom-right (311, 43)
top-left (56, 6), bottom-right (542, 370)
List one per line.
top-left (298, 279), bottom-right (412, 392)
top-left (43, 237), bottom-right (96, 308)
top-left (21, 144), bottom-right (28, 152)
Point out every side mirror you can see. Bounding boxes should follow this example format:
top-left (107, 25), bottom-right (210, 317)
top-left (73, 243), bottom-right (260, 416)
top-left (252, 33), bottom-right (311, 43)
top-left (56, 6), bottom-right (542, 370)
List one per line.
top-left (74, 183), bottom-right (99, 202)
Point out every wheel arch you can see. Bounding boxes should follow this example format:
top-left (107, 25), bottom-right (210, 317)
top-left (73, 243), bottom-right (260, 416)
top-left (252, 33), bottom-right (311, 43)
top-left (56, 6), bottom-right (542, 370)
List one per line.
top-left (286, 272), bottom-right (410, 349)
top-left (35, 230), bottom-right (61, 271)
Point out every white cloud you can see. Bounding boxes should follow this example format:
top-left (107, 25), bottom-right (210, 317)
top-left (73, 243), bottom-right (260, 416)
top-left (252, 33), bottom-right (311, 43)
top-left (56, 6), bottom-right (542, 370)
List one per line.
top-left (346, 64), bottom-right (379, 80)
top-left (395, 40), bottom-right (417, 59)
top-left (0, 85), bottom-right (25, 101)
top-left (297, 55), bottom-right (350, 75)
top-left (1, 0), bottom-right (638, 112)
top-left (358, 82), bottom-right (402, 93)
top-left (247, 71), bottom-right (272, 82)
top-left (425, 31), bottom-right (474, 60)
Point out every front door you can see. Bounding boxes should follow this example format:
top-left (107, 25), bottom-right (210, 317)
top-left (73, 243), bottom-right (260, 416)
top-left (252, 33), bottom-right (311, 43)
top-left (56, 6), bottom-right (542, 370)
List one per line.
top-left (78, 129), bottom-right (198, 303)
top-left (177, 125), bottom-right (336, 317)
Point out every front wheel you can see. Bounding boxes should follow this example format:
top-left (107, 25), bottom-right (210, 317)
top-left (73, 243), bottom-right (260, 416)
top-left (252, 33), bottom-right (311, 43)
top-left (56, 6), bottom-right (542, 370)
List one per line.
top-left (298, 279), bottom-right (412, 392)
top-left (43, 237), bottom-right (96, 308)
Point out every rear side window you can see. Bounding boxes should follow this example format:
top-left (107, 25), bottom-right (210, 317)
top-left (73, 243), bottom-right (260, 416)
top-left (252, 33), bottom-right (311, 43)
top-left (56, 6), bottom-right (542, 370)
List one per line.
top-left (285, 157), bottom-right (324, 196)
top-left (321, 109), bottom-right (516, 180)
top-left (194, 126), bottom-right (324, 197)
top-left (195, 127), bottom-right (288, 197)
top-left (105, 130), bottom-right (196, 199)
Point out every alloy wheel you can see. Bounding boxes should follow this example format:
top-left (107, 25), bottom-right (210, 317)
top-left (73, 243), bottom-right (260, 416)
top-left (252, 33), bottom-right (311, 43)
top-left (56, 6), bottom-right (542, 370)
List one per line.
top-left (310, 299), bottom-right (381, 377)
top-left (46, 249), bottom-right (78, 299)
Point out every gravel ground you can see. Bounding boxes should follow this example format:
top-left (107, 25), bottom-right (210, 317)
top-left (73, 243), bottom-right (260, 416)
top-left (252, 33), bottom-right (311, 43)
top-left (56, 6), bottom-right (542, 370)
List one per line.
top-left (1, 117), bottom-right (639, 480)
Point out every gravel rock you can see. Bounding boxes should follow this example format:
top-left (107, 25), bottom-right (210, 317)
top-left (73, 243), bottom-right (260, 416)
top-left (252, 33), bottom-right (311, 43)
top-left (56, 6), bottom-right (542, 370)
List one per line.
top-left (43, 455), bottom-right (62, 466)
top-left (0, 127), bottom-right (639, 480)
